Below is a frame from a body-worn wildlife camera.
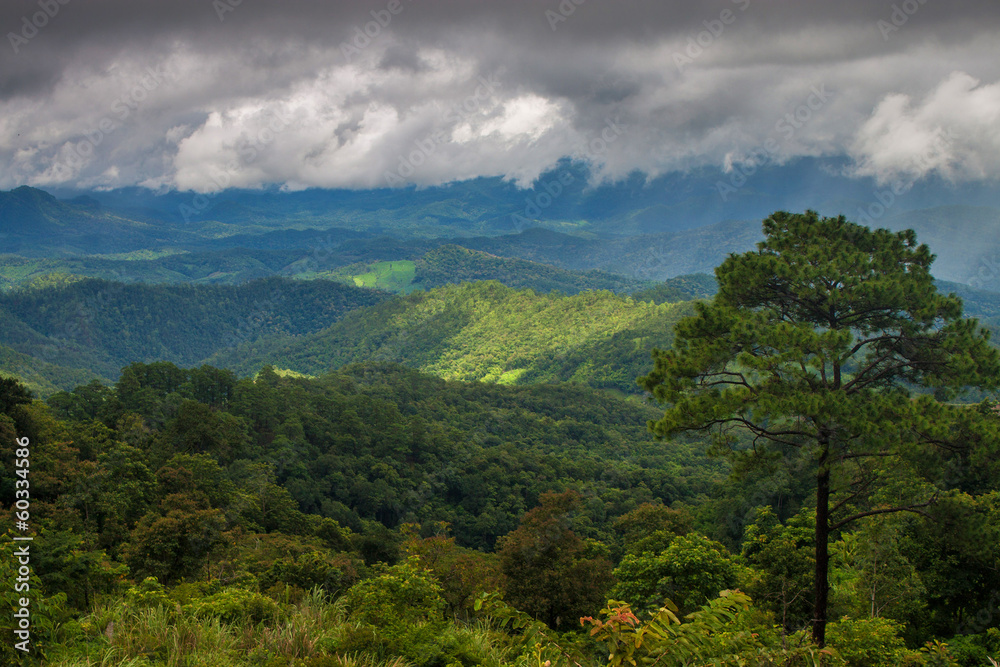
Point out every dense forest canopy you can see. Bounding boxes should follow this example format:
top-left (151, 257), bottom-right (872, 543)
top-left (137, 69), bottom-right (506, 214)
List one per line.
top-left (0, 211), bottom-right (998, 666)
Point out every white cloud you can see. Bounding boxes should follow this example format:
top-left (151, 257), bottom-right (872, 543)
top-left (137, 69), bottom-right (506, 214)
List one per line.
top-left (850, 72), bottom-right (1000, 184)
top-left (1, 1), bottom-right (1000, 192)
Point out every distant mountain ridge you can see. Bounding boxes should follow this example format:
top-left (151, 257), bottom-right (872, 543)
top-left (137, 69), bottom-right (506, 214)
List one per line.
top-left (3, 160), bottom-right (1000, 287)
top-left (51, 157), bottom-right (1000, 236)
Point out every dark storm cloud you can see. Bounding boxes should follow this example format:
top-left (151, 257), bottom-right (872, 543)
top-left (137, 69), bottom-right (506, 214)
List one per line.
top-left (2, 0), bottom-right (999, 190)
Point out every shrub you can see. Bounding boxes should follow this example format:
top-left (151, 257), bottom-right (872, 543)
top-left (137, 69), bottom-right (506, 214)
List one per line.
top-left (826, 616), bottom-right (915, 667)
top-left (185, 586), bottom-right (284, 625)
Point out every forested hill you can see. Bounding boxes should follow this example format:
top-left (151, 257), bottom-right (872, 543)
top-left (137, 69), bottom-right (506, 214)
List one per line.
top-left (631, 273), bottom-right (719, 304)
top-left (209, 281), bottom-right (694, 393)
top-left (412, 244), bottom-right (650, 293)
top-left (0, 277), bottom-right (387, 393)
top-left (324, 244), bottom-right (651, 294)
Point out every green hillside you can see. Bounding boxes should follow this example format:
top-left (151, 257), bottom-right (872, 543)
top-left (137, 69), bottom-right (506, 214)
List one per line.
top-left (411, 244), bottom-right (648, 294)
top-left (310, 245), bottom-right (650, 295)
top-left (0, 343), bottom-right (96, 396)
top-left (209, 281), bottom-right (694, 393)
top-left (0, 277), bottom-right (387, 391)
top-left (631, 273), bottom-right (718, 303)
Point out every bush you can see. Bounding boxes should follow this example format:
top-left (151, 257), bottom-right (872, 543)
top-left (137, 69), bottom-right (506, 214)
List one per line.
top-left (124, 576), bottom-right (173, 609)
top-left (826, 616), bottom-right (914, 667)
top-left (185, 586), bottom-right (284, 625)
top-left (339, 556), bottom-right (449, 664)
top-left (946, 629), bottom-right (1000, 667)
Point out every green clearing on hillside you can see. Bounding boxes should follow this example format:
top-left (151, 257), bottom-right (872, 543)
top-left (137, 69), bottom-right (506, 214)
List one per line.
top-left (349, 260), bottom-right (417, 292)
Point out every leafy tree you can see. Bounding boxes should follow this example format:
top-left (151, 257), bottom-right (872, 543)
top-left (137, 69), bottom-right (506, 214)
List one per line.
top-left (123, 493), bottom-right (226, 584)
top-left (640, 211), bottom-right (1000, 645)
top-left (902, 491), bottom-right (1000, 639)
top-left (0, 533), bottom-right (70, 663)
top-left (0, 374), bottom-right (33, 415)
top-left (824, 616), bottom-right (945, 667)
top-left (341, 556), bottom-right (448, 658)
top-left (402, 522), bottom-right (503, 617)
top-left (613, 501), bottom-right (692, 558)
top-left (742, 507), bottom-right (816, 631)
top-left (831, 515), bottom-right (927, 627)
top-left (611, 531), bottom-right (744, 615)
top-left (32, 528), bottom-right (127, 610)
top-left (497, 490), bottom-right (613, 629)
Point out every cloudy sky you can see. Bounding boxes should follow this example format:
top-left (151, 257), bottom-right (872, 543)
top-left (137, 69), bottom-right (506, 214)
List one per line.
top-left (1, 0), bottom-right (999, 193)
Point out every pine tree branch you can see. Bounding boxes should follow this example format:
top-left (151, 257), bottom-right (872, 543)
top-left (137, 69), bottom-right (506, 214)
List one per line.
top-left (829, 496), bottom-right (937, 531)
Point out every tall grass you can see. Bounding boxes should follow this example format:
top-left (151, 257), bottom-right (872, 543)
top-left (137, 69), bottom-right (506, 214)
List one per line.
top-left (44, 587), bottom-right (520, 667)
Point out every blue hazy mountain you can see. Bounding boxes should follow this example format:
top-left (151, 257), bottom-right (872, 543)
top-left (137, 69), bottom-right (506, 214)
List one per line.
top-left (5, 157), bottom-right (998, 289)
top-left (42, 157), bottom-right (1000, 238)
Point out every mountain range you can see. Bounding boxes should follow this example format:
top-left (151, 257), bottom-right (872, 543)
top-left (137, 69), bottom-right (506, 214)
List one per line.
top-left (1, 160), bottom-right (999, 395)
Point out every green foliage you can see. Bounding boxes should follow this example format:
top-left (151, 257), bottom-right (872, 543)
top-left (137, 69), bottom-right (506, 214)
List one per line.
top-left (186, 587), bottom-right (284, 625)
top-left (946, 628), bottom-right (1000, 667)
top-left (824, 616), bottom-right (934, 667)
top-left (0, 533), bottom-right (72, 664)
top-left (81, 360), bottom-right (719, 551)
top-left (403, 523), bottom-right (503, 617)
top-left (259, 550), bottom-right (354, 598)
top-left (612, 501), bottom-right (693, 559)
top-left (124, 576), bottom-right (173, 609)
top-left (831, 516), bottom-right (927, 626)
top-left (0, 373), bottom-right (34, 413)
top-left (631, 273), bottom-right (718, 304)
top-left (582, 590), bottom-right (840, 666)
top-left (343, 556), bottom-right (445, 629)
top-left (901, 491), bottom-right (1000, 639)
top-left (32, 528), bottom-right (128, 611)
top-left (338, 557), bottom-right (458, 664)
top-left (611, 532), bottom-right (744, 616)
top-left (741, 507), bottom-right (816, 631)
top-left (497, 490), bottom-right (614, 629)
top-left (122, 493), bottom-right (227, 584)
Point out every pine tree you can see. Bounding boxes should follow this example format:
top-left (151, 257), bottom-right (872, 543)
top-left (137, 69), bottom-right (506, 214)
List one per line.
top-left (640, 210), bottom-right (1000, 645)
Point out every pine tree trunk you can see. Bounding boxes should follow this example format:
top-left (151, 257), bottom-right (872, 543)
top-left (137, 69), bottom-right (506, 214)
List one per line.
top-left (813, 443), bottom-right (831, 647)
